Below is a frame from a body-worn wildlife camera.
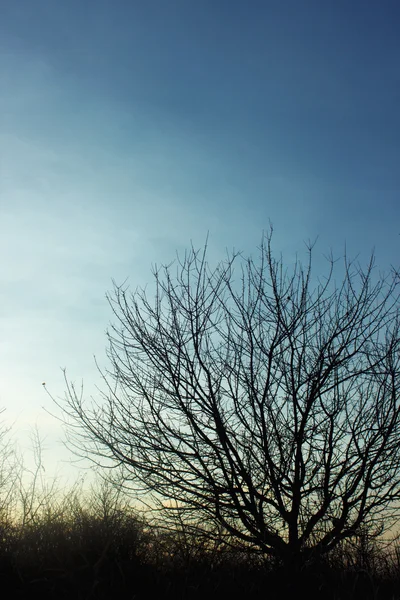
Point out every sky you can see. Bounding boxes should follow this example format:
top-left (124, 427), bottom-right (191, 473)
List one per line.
top-left (0, 0), bottom-right (399, 480)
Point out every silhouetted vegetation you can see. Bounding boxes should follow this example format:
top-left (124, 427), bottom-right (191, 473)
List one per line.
top-left (56, 230), bottom-right (400, 574)
top-left (1, 474), bottom-right (400, 599)
top-left (0, 428), bottom-right (399, 599)
top-left (4, 233), bottom-right (400, 597)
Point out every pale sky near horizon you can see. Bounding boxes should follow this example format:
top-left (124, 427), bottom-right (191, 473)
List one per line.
top-left (1, 1), bottom-right (399, 480)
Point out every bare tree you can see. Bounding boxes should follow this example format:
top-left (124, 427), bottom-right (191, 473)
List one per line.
top-left (56, 230), bottom-right (400, 570)
top-left (0, 409), bottom-right (19, 528)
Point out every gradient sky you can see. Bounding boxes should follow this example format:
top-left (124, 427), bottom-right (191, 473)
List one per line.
top-left (1, 0), bottom-right (399, 478)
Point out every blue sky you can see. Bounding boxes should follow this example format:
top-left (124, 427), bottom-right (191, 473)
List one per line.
top-left (1, 0), bottom-right (399, 477)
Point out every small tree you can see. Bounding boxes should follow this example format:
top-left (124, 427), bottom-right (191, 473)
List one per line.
top-left (57, 231), bottom-right (400, 571)
top-left (0, 409), bottom-right (18, 527)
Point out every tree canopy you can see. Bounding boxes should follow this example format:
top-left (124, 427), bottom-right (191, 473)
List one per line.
top-left (57, 231), bottom-right (400, 569)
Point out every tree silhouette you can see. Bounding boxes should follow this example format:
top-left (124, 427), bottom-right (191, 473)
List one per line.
top-left (58, 230), bottom-right (400, 571)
